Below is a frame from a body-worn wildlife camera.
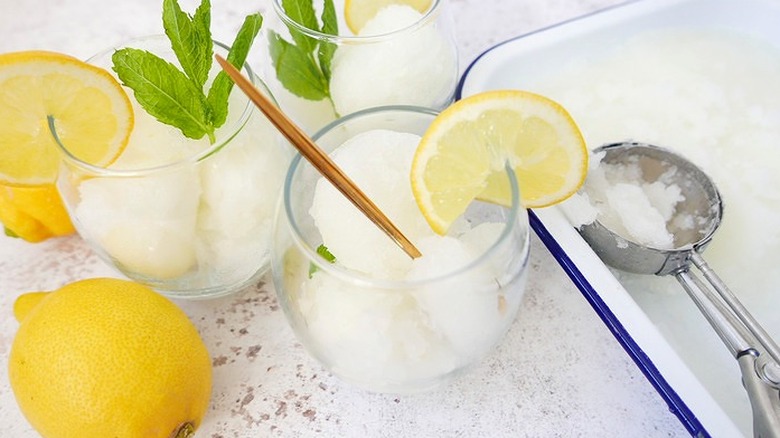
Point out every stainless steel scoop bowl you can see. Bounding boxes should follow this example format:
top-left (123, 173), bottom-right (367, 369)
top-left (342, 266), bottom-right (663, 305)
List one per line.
top-left (579, 143), bottom-right (722, 276)
top-left (578, 142), bottom-right (780, 437)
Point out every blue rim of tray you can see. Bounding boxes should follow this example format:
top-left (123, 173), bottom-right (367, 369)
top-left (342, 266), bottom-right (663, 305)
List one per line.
top-left (454, 3), bottom-right (708, 436)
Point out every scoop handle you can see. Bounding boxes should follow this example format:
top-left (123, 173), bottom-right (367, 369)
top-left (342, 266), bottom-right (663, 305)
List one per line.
top-left (739, 353), bottom-right (780, 438)
top-left (676, 267), bottom-right (780, 437)
top-left (690, 251), bottom-right (780, 371)
top-left (675, 269), bottom-right (754, 357)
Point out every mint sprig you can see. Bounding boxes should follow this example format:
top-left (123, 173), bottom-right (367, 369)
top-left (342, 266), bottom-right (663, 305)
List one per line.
top-left (269, 0), bottom-right (337, 104)
top-left (112, 0), bottom-right (262, 144)
top-left (308, 244), bottom-right (336, 277)
top-left (112, 48), bottom-right (212, 140)
top-left (208, 14), bottom-right (263, 127)
top-left (163, 0), bottom-right (212, 90)
top-left (318, 0), bottom-right (337, 82)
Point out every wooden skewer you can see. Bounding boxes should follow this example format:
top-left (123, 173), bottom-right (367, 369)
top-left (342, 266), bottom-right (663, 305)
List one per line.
top-left (215, 55), bottom-right (422, 259)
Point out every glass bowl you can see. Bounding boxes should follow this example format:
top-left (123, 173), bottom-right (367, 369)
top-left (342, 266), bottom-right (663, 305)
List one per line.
top-left (261, 0), bottom-right (459, 133)
top-left (53, 35), bottom-right (293, 299)
top-left (271, 106), bottom-right (530, 393)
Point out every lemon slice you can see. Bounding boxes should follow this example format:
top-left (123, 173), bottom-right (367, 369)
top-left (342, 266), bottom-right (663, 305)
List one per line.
top-left (345, 0), bottom-right (433, 34)
top-left (411, 90), bottom-right (588, 234)
top-left (0, 51), bottom-right (133, 186)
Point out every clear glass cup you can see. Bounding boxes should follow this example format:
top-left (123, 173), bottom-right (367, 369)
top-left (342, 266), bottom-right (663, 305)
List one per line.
top-left (271, 106), bottom-right (530, 393)
top-left (261, 0), bottom-right (459, 134)
top-left (53, 35), bottom-right (293, 299)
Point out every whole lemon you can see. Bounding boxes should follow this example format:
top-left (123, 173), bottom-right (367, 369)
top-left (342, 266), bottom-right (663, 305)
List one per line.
top-left (8, 278), bottom-right (212, 438)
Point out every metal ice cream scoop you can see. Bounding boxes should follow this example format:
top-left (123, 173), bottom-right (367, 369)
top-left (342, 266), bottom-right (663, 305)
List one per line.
top-left (578, 141), bottom-right (780, 438)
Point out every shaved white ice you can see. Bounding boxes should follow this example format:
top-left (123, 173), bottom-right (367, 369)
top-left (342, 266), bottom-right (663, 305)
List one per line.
top-left (573, 157), bottom-right (687, 249)
top-left (298, 274), bottom-right (459, 387)
top-left (76, 166), bottom-right (200, 279)
top-left (73, 91), bottom-right (289, 289)
top-left (295, 129), bottom-right (526, 392)
top-left (329, 5), bottom-right (457, 117)
top-left (309, 129), bottom-right (431, 277)
top-left (75, 102), bottom-right (203, 279)
top-left (197, 113), bottom-right (289, 276)
top-left (408, 227), bottom-right (511, 357)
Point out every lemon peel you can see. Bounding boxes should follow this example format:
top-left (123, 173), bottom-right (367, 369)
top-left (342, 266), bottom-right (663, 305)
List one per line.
top-left (9, 278), bottom-right (212, 438)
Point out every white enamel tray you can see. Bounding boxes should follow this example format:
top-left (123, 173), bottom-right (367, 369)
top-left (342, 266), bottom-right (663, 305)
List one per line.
top-left (458, 0), bottom-right (780, 436)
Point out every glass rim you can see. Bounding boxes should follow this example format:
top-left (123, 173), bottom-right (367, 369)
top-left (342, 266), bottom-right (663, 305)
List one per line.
top-left (51, 35), bottom-right (266, 178)
top-left (271, 0), bottom-right (445, 43)
top-left (282, 104), bottom-right (529, 289)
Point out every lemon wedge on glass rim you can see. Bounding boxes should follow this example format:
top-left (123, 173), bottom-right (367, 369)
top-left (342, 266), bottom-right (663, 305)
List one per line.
top-left (345, 0), bottom-right (433, 34)
top-left (410, 89), bottom-right (588, 235)
top-left (0, 50), bottom-right (133, 186)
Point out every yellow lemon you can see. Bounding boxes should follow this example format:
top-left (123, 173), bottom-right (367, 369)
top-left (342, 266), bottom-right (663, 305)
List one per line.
top-left (8, 278), bottom-right (212, 438)
top-left (0, 182), bottom-right (74, 242)
top-left (345, 0), bottom-right (433, 34)
top-left (411, 90), bottom-right (588, 234)
top-left (0, 51), bottom-right (133, 186)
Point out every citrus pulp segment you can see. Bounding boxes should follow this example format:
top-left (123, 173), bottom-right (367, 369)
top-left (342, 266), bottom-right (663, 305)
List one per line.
top-left (0, 51), bottom-right (133, 186)
top-left (410, 90), bottom-right (587, 234)
top-left (345, 0), bottom-right (433, 34)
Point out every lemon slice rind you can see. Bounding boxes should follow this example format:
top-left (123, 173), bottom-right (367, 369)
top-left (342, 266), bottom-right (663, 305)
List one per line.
top-left (344, 0), bottom-right (434, 34)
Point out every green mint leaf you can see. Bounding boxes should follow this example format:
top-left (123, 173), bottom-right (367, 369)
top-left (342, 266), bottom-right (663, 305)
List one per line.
top-left (113, 0), bottom-right (261, 143)
top-left (207, 13), bottom-right (263, 128)
top-left (309, 244), bottom-right (336, 277)
top-left (268, 30), bottom-right (329, 100)
top-left (317, 0), bottom-right (337, 82)
top-left (281, 0), bottom-right (319, 53)
top-left (162, 0), bottom-right (212, 90)
top-left (317, 244), bottom-right (336, 262)
top-left (269, 0), bottom-right (337, 101)
top-left (193, 0), bottom-right (212, 43)
top-left (192, 0), bottom-right (212, 82)
top-left (112, 48), bottom-right (212, 140)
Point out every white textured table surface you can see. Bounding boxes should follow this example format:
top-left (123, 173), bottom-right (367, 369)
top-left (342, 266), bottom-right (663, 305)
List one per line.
top-left (0, 0), bottom-right (691, 437)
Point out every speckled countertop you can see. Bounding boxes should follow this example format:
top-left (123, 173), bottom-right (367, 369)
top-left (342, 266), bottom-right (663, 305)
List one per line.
top-left (0, 0), bottom-right (690, 436)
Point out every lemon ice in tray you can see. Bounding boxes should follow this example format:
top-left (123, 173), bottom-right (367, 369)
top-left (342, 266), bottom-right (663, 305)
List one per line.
top-left (458, 0), bottom-right (780, 436)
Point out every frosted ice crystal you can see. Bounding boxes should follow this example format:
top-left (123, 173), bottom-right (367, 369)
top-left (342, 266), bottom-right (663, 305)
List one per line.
top-left (309, 129), bottom-right (431, 277)
top-left (196, 114), bottom-right (289, 279)
top-left (74, 93), bottom-right (288, 284)
top-left (329, 5), bottom-right (456, 117)
top-left (300, 128), bottom-right (519, 391)
top-left (76, 168), bottom-right (201, 279)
